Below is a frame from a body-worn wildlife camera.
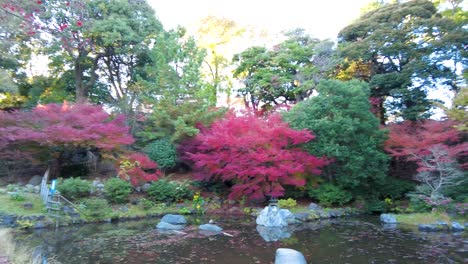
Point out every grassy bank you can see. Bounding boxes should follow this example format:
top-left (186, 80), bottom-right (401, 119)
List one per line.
top-left (0, 229), bottom-right (59, 264)
top-left (395, 212), bottom-right (466, 226)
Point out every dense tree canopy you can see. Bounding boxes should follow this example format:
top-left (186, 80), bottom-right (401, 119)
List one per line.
top-left (284, 80), bottom-right (389, 196)
top-left (233, 29), bottom-right (338, 112)
top-left (338, 0), bottom-right (467, 122)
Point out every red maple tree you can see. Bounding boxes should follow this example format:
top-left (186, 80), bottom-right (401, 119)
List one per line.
top-left (117, 152), bottom-right (161, 186)
top-left (0, 102), bottom-right (134, 176)
top-left (186, 112), bottom-right (329, 200)
top-left (385, 119), bottom-right (467, 198)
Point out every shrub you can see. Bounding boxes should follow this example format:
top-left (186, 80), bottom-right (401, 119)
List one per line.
top-left (118, 152), bottom-right (161, 186)
top-left (144, 139), bottom-right (178, 170)
top-left (104, 178), bottom-right (133, 204)
top-left (57, 177), bottom-right (92, 200)
top-left (375, 177), bottom-right (415, 200)
top-left (139, 198), bottom-right (154, 211)
top-left (147, 179), bottom-right (192, 203)
top-left (278, 198), bottom-right (297, 209)
top-left (80, 198), bottom-right (112, 219)
top-left (9, 192), bottom-right (25, 201)
top-left (308, 183), bottom-right (352, 207)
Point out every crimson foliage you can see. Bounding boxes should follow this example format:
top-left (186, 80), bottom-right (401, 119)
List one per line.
top-left (118, 152), bottom-right (161, 186)
top-left (187, 113), bottom-right (328, 200)
top-left (0, 102), bottom-right (134, 161)
top-left (385, 119), bottom-right (467, 171)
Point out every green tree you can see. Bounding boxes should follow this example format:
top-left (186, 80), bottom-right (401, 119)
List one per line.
top-left (233, 29), bottom-right (338, 112)
top-left (196, 16), bottom-right (245, 105)
top-left (134, 26), bottom-right (226, 145)
top-left (283, 80), bottom-right (389, 196)
top-left (338, 0), bottom-right (467, 122)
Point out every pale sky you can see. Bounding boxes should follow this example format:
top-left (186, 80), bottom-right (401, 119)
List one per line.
top-left (148, 0), bottom-right (374, 40)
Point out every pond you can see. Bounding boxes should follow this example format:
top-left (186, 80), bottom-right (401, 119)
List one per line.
top-left (15, 216), bottom-right (467, 264)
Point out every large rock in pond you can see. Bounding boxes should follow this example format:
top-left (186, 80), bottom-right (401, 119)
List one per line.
top-left (275, 248), bottom-right (307, 264)
top-left (156, 221), bottom-right (185, 230)
top-left (256, 206), bottom-right (293, 227)
top-left (161, 214), bottom-right (187, 225)
top-left (380, 214), bottom-right (397, 224)
top-left (256, 225), bottom-right (292, 242)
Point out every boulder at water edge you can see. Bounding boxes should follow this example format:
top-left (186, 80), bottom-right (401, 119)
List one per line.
top-left (380, 214), bottom-right (397, 224)
top-left (161, 214), bottom-right (187, 225)
top-left (275, 248), bottom-right (307, 264)
top-left (256, 206), bottom-right (292, 227)
top-left (451, 222), bottom-right (464, 232)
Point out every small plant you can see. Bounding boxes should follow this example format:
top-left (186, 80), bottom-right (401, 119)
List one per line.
top-left (243, 207), bottom-right (252, 214)
top-left (6, 184), bottom-right (19, 192)
top-left (309, 183), bottom-right (352, 207)
top-left (118, 152), bottom-right (161, 186)
top-left (192, 192), bottom-right (205, 214)
top-left (144, 138), bottom-right (178, 170)
top-left (9, 192), bottom-right (25, 201)
top-left (147, 179), bottom-right (192, 203)
top-left (178, 207), bottom-right (191, 215)
top-left (278, 198), bottom-right (297, 209)
top-left (16, 219), bottom-right (33, 229)
top-left (104, 178), bottom-right (133, 204)
top-left (139, 198), bottom-right (154, 211)
top-left (57, 177), bottom-right (92, 200)
top-left (80, 198), bottom-right (112, 220)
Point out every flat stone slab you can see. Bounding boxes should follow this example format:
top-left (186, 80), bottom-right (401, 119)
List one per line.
top-left (199, 224), bottom-right (223, 233)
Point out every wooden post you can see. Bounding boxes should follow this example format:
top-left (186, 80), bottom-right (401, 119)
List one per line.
top-left (40, 167), bottom-right (50, 204)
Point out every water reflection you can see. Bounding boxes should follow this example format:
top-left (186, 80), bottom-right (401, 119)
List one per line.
top-left (14, 217), bottom-right (468, 264)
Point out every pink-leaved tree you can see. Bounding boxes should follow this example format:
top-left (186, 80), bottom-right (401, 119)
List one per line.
top-left (0, 102), bottom-right (134, 178)
top-left (186, 112), bottom-right (329, 200)
top-left (385, 119), bottom-right (467, 198)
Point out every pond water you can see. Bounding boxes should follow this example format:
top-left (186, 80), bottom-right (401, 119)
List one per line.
top-left (15, 216), bottom-right (467, 264)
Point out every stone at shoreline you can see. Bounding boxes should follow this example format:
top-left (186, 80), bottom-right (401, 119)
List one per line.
top-left (451, 222), bottom-right (464, 232)
top-left (275, 248), bottom-right (307, 264)
top-left (308, 203), bottom-right (321, 211)
top-left (293, 212), bottom-right (310, 222)
top-left (199, 224), bottom-right (223, 233)
top-left (28, 175), bottom-right (42, 186)
top-left (256, 206), bottom-right (292, 227)
top-left (418, 224), bottom-right (439, 232)
top-left (1, 215), bottom-right (17, 227)
top-left (156, 221), bottom-right (185, 230)
top-left (161, 214), bottom-right (187, 225)
top-left (380, 214), bottom-right (397, 224)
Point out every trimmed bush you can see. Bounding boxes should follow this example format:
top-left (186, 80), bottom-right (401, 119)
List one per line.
top-left (104, 178), bottom-right (133, 204)
top-left (144, 139), bottom-right (178, 170)
top-left (308, 183), bottom-right (352, 207)
top-left (81, 198), bottom-right (112, 219)
top-left (278, 198), bottom-right (297, 209)
top-left (147, 179), bottom-right (192, 203)
top-left (57, 177), bottom-right (92, 200)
